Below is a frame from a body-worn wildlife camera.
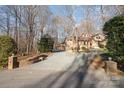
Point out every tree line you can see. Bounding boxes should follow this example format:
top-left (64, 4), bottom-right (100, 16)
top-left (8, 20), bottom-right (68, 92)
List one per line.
top-left (0, 5), bottom-right (124, 55)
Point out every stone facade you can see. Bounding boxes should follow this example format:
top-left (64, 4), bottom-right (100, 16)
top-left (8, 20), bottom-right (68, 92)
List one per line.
top-left (66, 33), bottom-right (106, 52)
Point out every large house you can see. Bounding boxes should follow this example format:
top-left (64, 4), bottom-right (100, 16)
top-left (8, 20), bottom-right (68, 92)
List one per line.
top-left (65, 32), bottom-right (107, 52)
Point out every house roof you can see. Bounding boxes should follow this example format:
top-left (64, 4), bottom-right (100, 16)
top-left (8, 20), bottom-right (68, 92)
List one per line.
top-left (66, 32), bottom-right (106, 42)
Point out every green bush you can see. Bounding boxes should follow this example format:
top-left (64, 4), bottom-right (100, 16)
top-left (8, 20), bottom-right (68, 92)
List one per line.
top-left (103, 15), bottom-right (124, 71)
top-left (117, 56), bottom-right (124, 62)
top-left (103, 15), bottom-right (124, 55)
top-left (37, 34), bottom-right (54, 53)
top-left (0, 36), bottom-right (17, 69)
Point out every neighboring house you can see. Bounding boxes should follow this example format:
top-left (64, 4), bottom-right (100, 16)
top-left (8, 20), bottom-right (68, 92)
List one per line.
top-left (65, 32), bottom-right (106, 52)
top-left (92, 33), bottom-right (107, 49)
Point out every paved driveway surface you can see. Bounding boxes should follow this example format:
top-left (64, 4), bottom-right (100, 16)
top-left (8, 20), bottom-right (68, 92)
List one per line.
top-left (0, 52), bottom-right (124, 88)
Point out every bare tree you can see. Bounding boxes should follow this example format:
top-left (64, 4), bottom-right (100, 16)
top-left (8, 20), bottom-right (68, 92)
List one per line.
top-left (63, 6), bottom-right (75, 36)
top-left (0, 6), bottom-right (12, 36)
top-left (0, 5), bottom-right (123, 55)
top-left (23, 5), bottom-right (38, 54)
top-left (115, 5), bottom-right (124, 15)
top-left (38, 6), bottom-right (52, 37)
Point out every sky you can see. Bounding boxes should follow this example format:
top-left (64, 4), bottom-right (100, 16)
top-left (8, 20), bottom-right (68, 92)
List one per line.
top-left (49, 5), bottom-right (85, 23)
top-left (49, 5), bottom-right (100, 23)
top-left (0, 5), bottom-right (118, 39)
top-left (48, 5), bottom-right (118, 26)
top-left (0, 5), bottom-right (116, 31)
top-left (48, 5), bottom-right (104, 35)
top-left (47, 5), bottom-right (120, 41)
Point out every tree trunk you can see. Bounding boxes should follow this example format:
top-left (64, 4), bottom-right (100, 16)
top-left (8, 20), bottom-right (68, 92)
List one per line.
top-left (6, 13), bottom-right (10, 36)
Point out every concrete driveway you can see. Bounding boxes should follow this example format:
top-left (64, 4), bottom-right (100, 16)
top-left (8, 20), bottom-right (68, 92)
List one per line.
top-left (0, 51), bottom-right (124, 88)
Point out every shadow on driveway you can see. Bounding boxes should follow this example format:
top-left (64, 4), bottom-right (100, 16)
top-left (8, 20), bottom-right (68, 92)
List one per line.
top-left (23, 52), bottom-right (116, 88)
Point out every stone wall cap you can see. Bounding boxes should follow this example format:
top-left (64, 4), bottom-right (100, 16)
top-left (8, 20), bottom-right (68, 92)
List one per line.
top-left (106, 61), bottom-right (117, 63)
